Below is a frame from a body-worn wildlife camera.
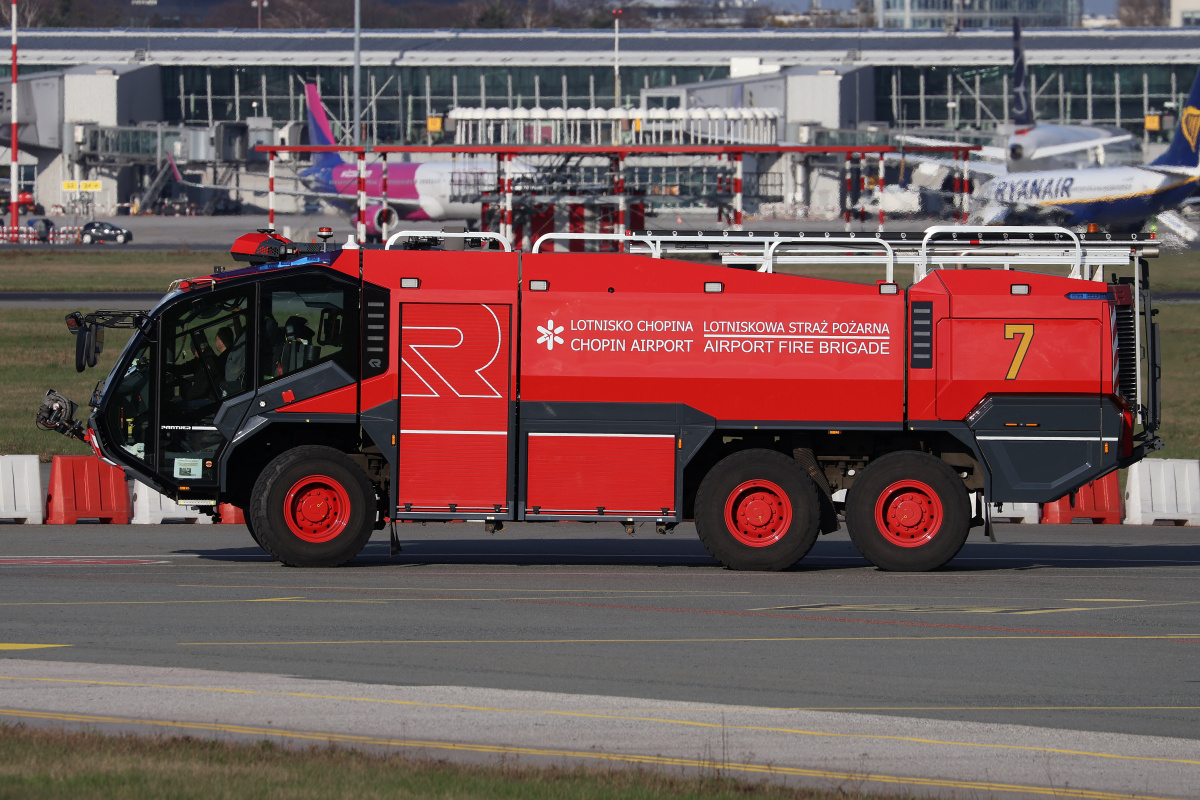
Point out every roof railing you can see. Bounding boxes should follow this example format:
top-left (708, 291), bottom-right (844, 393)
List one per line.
top-left (384, 230), bottom-right (513, 251)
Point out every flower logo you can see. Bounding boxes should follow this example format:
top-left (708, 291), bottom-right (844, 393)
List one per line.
top-left (536, 319), bottom-right (564, 351)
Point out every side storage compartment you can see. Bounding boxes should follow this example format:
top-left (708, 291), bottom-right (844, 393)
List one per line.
top-left (525, 433), bottom-right (676, 518)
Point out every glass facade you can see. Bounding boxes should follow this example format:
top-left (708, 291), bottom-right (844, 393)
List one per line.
top-left (876, 63), bottom-right (1197, 133)
top-left (159, 64), bottom-right (728, 143)
top-left (878, 0), bottom-right (1083, 29)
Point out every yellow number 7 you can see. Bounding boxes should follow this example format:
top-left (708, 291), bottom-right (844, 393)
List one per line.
top-left (1004, 324), bottom-right (1035, 380)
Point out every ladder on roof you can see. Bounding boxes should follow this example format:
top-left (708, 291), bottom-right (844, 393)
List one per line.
top-left (614, 226), bottom-right (1158, 284)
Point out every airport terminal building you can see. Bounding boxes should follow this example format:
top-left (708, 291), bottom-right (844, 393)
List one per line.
top-left (4, 26), bottom-right (1200, 210)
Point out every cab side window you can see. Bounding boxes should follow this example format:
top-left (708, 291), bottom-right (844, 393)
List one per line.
top-left (260, 274), bottom-right (358, 385)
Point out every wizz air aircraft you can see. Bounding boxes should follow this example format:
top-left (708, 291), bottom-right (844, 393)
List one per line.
top-left (300, 84), bottom-right (499, 237)
top-left (900, 19), bottom-right (1134, 177)
top-left (976, 67), bottom-right (1200, 229)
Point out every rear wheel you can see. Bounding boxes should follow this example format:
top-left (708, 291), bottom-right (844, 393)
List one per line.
top-left (244, 511), bottom-right (268, 553)
top-left (845, 451), bottom-right (970, 572)
top-left (250, 446), bottom-right (375, 567)
top-left (694, 449), bottom-right (820, 571)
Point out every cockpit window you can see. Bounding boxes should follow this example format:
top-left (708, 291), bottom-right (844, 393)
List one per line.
top-left (1009, 144), bottom-right (1024, 161)
top-left (259, 275), bottom-right (358, 385)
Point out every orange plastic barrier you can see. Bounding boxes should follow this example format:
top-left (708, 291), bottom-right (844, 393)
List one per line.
top-left (1040, 472), bottom-right (1123, 524)
top-left (45, 456), bottom-right (131, 524)
top-left (217, 503), bottom-right (245, 524)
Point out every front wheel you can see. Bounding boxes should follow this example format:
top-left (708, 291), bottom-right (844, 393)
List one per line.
top-left (81, 233), bottom-right (92, 244)
top-left (115, 233), bottom-right (126, 244)
top-left (844, 451), bottom-right (970, 572)
top-left (694, 449), bottom-right (821, 571)
top-left (250, 446), bottom-right (375, 567)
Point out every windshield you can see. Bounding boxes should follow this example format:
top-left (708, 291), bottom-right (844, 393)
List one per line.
top-left (100, 340), bottom-right (155, 464)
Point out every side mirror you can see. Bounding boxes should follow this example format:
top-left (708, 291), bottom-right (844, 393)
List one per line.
top-left (72, 320), bottom-right (105, 372)
top-left (84, 324), bottom-right (100, 368)
top-left (75, 323), bottom-right (89, 372)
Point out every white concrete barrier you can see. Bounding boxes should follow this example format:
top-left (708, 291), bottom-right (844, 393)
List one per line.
top-left (0, 455), bottom-right (44, 524)
top-left (1124, 459), bottom-right (1200, 526)
top-left (991, 502), bottom-right (1040, 524)
top-left (131, 483), bottom-right (213, 525)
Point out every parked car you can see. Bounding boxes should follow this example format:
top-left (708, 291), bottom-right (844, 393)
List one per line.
top-left (80, 221), bottom-right (132, 244)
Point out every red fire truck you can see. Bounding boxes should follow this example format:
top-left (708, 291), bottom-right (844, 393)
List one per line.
top-left (37, 226), bottom-right (1162, 571)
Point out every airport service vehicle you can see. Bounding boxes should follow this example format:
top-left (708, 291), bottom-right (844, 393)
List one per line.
top-left (37, 225), bottom-right (1163, 572)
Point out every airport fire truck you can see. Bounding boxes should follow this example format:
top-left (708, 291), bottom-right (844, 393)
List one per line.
top-left (37, 225), bottom-right (1162, 571)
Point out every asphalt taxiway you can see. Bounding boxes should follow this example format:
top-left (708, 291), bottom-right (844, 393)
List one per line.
top-left (1, 521), bottom-right (1198, 798)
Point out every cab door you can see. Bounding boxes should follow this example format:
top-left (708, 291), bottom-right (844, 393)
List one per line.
top-left (396, 302), bottom-right (513, 517)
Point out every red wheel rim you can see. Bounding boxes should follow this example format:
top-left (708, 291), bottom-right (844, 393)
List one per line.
top-left (282, 475), bottom-right (352, 544)
top-left (723, 479), bottom-right (792, 547)
top-left (874, 479), bottom-right (943, 548)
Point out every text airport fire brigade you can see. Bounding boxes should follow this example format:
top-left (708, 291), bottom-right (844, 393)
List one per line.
top-left (37, 226), bottom-right (1163, 572)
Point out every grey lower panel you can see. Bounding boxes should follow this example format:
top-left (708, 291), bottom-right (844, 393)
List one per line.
top-left (968, 395), bottom-right (1122, 504)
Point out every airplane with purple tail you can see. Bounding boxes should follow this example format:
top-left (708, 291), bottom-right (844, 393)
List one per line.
top-left (301, 83), bottom-right (502, 238)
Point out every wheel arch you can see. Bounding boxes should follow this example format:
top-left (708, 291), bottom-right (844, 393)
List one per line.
top-left (219, 420), bottom-right (364, 509)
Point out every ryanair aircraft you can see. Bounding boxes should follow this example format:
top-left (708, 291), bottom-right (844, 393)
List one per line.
top-left (900, 20), bottom-right (1135, 177)
top-left (977, 67), bottom-right (1200, 230)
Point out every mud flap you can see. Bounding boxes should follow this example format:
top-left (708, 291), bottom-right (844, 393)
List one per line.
top-left (794, 447), bottom-right (839, 534)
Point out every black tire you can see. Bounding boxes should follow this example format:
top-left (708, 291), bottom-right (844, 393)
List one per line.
top-left (81, 233), bottom-right (92, 244)
top-left (844, 451), bottom-right (970, 572)
top-left (243, 510), bottom-right (269, 553)
top-left (250, 445), bottom-right (375, 567)
top-left (694, 449), bottom-right (821, 571)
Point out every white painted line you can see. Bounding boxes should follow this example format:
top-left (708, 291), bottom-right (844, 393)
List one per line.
top-left (528, 433), bottom-right (674, 439)
top-left (977, 436), bottom-right (1120, 442)
top-left (400, 430), bottom-right (507, 435)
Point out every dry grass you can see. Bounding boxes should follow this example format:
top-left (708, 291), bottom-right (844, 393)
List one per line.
top-left (1149, 248), bottom-right (1200, 292)
top-left (0, 724), bottom-right (898, 800)
top-left (0, 248), bottom-right (233, 293)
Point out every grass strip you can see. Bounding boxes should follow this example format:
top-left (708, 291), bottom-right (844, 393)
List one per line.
top-left (0, 247), bottom-right (1195, 294)
top-left (0, 249), bottom-right (233, 293)
top-left (0, 309), bottom-right (132, 459)
top-left (0, 723), bottom-right (896, 800)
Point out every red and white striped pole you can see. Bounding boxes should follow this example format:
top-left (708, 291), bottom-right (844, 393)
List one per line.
top-left (843, 152), bottom-right (852, 225)
top-left (267, 150), bottom-right (275, 231)
top-left (961, 149), bottom-right (970, 222)
top-left (732, 152), bottom-right (743, 229)
top-left (10, 0), bottom-right (18, 241)
top-left (858, 153), bottom-right (866, 224)
top-left (503, 154), bottom-right (513, 247)
top-left (380, 151), bottom-right (389, 243)
top-left (356, 150), bottom-right (366, 244)
top-left (877, 152), bottom-right (886, 230)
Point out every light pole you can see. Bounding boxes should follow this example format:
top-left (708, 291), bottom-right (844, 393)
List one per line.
top-left (612, 8), bottom-right (621, 109)
top-left (250, 0), bottom-right (266, 29)
top-left (10, 0), bottom-right (17, 237)
top-left (353, 0), bottom-right (361, 146)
